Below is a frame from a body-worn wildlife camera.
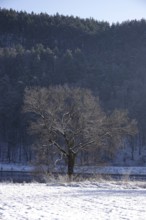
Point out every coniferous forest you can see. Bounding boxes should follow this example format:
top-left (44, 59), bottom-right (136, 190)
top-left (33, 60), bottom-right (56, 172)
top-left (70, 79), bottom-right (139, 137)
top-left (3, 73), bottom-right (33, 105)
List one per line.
top-left (0, 8), bottom-right (146, 165)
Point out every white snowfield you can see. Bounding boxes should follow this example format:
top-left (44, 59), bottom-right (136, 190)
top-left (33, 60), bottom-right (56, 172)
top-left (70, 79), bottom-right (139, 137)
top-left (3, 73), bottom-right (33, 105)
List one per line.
top-left (1, 181), bottom-right (146, 220)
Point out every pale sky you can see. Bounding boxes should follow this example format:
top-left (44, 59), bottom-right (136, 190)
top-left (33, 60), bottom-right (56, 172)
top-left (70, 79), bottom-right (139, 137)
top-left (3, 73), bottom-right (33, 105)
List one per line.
top-left (0, 0), bottom-right (146, 24)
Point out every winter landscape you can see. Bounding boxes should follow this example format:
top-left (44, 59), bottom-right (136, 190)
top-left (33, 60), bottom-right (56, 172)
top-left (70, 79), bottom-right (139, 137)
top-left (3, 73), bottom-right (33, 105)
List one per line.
top-left (1, 1), bottom-right (146, 219)
top-left (1, 179), bottom-right (146, 220)
top-left (1, 164), bottom-right (146, 220)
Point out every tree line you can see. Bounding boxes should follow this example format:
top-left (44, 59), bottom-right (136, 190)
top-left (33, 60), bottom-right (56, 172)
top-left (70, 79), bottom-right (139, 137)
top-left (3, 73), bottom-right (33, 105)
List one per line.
top-left (0, 8), bottom-right (145, 165)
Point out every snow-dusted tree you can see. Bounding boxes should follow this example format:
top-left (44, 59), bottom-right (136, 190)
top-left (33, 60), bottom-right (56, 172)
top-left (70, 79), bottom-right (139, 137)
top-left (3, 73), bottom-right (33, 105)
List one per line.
top-left (24, 85), bottom-right (137, 177)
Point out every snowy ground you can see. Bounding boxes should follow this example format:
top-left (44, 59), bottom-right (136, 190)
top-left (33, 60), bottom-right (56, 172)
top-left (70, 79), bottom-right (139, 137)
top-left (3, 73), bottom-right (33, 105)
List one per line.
top-left (1, 180), bottom-right (146, 220)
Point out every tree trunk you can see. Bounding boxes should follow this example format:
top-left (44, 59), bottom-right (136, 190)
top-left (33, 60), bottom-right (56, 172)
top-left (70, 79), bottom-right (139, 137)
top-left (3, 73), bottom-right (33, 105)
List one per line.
top-left (67, 150), bottom-right (76, 180)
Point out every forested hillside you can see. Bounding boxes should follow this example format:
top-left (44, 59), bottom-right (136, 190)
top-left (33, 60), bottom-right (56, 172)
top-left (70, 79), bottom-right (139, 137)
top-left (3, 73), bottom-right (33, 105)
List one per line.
top-left (0, 8), bottom-right (146, 165)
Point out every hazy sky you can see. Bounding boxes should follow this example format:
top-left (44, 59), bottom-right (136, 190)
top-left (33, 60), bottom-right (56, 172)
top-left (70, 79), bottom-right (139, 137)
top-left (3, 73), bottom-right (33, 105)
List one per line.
top-left (1, 0), bottom-right (146, 24)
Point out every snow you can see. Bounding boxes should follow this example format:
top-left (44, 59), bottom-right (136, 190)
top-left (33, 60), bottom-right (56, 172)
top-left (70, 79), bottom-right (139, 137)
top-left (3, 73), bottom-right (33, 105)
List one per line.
top-left (0, 163), bottom-right (34, 172)
top-left (1, 180), bottom-right (146, 220)
top-left (74, 165), bottom-right (146, 175)
top-left (1, 163), bottom-right (146, 176)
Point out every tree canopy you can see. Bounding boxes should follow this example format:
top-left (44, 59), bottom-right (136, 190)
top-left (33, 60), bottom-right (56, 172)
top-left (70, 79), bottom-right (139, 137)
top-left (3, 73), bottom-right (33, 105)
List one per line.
top-left (24, 86), bottom-right (137, 175)
top-left (0, 9), bottom-right (145, 164)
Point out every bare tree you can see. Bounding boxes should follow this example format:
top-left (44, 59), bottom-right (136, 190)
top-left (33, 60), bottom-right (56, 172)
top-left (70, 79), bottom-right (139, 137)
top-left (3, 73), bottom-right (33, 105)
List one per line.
top-left (23, 85), bottom-right (137, 177)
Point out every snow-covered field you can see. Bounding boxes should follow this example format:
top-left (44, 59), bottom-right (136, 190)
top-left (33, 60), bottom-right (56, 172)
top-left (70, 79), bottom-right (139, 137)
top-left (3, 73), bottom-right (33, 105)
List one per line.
top-left (1, 180), bottom-right (146, 220)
